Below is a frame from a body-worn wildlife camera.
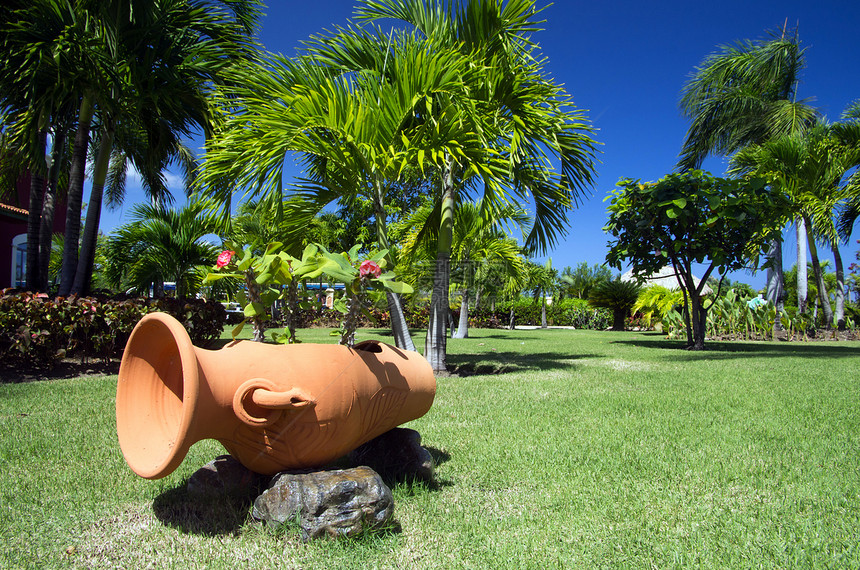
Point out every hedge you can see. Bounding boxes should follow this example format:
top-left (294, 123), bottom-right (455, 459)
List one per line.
top-left (0, 290), bottom-right (226, 371)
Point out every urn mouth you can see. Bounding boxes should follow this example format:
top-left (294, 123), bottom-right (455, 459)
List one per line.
top-left (116, 312), bottom-right (200, 479)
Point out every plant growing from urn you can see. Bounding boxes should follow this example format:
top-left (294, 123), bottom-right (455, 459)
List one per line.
top-left (318, 245), bottom-right (414, 346)
top-left (206, 242), bottom-right (326, 342)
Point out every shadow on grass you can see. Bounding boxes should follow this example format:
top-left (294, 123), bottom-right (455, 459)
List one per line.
top-left (448, 351), bottom-right (598, 376)
top-left (611, 336), bottom-right (859, 360)
top-left (152, 484), bottom-right (253, 536)
top-left (152, 446), bottom-right (452, 536)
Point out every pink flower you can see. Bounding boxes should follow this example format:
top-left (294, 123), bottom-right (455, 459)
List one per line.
top-left (359, 260), bottom-right (382, 279)
top-left (216, 250), bottom-right (235, 268)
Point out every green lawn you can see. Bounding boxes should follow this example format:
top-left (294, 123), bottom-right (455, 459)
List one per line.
top-left (1, 328), bottom-right (858, 568)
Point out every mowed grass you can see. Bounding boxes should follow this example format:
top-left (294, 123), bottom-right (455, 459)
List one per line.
top-left (1, 327), bottom-right (859, 568)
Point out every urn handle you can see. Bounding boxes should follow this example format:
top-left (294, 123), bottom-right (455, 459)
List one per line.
top-left (233, 378), bottom-right (315, 427)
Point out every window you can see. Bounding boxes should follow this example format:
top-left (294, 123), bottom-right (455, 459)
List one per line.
top-left (12, 234), bottom-right (26, 288)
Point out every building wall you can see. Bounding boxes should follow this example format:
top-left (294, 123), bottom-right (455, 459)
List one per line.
top-left (0, 171), bottom-right (67, 289)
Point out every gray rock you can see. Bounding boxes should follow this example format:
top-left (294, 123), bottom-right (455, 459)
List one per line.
top-left (252, 466), bottom-right (394, 540)
top-left (186, 455), bottom-right (267, 500)
top-left (348, 428), bottom-right (435, 483)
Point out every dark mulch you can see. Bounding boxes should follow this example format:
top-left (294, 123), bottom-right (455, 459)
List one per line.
top-left (0, 358), bottom-right (121, 384)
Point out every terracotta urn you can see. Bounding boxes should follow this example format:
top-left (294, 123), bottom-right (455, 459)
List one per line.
top-left (116, 312), bottom-right (436, 479)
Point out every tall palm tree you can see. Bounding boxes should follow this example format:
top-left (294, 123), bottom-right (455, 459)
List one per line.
top-left (355, 0), bottom-right (598, 371)
top-left (68, 0), bottom-right (263, 296)
top-left (835, 100), bottom-right (860, 241)
top-left (199, 29), bottom-right (485, 352)
top-left (678, 31), bottom-right (818, 314)
top-left (0, 0), bottom-right (262, 296)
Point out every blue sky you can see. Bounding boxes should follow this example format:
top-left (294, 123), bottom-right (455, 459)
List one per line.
top-left (99, 0), bottom-right (860, 288)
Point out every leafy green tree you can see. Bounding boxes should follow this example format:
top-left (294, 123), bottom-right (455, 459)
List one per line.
top-left (588, 278), bottom-right (641, 331)
top-left (605, 170), bottom-right (789, 349)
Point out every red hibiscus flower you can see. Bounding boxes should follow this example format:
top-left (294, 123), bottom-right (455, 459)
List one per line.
top-left (359, 260), bottom-right (382, 279)
top-left (216, 250), bottom-right (235, 268)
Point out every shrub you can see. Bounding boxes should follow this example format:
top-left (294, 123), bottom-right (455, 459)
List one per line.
top-left (0, 290), bottom-right (227, 371)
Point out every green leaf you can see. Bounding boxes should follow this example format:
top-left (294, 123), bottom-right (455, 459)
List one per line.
top-left (244, 302), bottom-right (265, 318)
top-left (381, 280), bottom-right (413, 294)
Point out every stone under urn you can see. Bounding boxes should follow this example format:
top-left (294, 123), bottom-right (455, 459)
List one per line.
top-left (116, 312), bottom-right (436, 479)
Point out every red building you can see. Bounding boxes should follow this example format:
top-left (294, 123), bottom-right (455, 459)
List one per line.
top-left (0, 172), bottom-right (66, 289)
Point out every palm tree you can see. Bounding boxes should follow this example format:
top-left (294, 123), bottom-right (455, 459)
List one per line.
top-left (0, 0), bottom-right (262, 296)
top-left (401, 199), bottom-right (528, 339)
top-left (589, 278), bottom-right (642, 331)
top-left (0, 0), bottom-right (93, 292)
top-left (731, 122), bottom-right (860, 328)
top-left (68, 0), bottom-right (263, 296)
top-left (356, 0), bottom-right (598, 371)
top-left (678, 30), bottom-right (818, 314)
top-left (559, 262), bottom-right (612, 300)
top-left (198, 29), bottom-right (485, 353)
top-left (104, 201), bottom-right (222, 299)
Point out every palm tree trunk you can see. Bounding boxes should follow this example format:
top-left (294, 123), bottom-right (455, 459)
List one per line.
top-left (25, 130), bottom-right (48, 291)
top-left (71, 122), bottom-right (115, 296)
top-left (38, 128), bottom-right (67, 293)
top-left (764, 236), bottom-right (785, 320)
top-left (833, 243), bottom-right (845, 331)
top-left (58, 95), bottom-right (94, 297)
top-left (805, 219), bottom-right (833, 328)
top-left (453, 288), bottom-right (469, 338)
top-left (370, 177), bottom-right (415, 351)
top-left (796, 217), bottom-right (808, 313)
top-left (426, 166), bottom-right (455, 373)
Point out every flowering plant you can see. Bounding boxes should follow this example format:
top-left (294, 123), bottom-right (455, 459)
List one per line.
top-left (359, 260), bottom-right (382, 279)
top-left (319, 245), bottom-right (412, 346)
top-left (205, 242), bottom-right (326, 342)
top-left (215, 250), bottom-right (235, 268)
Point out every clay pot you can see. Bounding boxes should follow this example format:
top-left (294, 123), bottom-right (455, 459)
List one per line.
top-left (116, 312), bottom-right (436, 479)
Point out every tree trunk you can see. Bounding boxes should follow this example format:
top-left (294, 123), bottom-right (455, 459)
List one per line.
top-left (386, 292), bottom-right (415, 350)
top-left (25, 130), bottom-right (48, 291)
top-left (508, 305), bottom-right (515, 330)
top-left (453, 288), bottom-right (469, 339)
top-left (370, 176), bottom-right (415, 351)
top-left (71, 122), bottom-right (114, 296)
top-left (540, 295), bottom-right (548, 328)
top-left (764, 236), bottom-right (785, 323)
top-left (689, 293), bottom-right (707, 350)
top-left (833, 243), bottom-right (845, 331)
top-left (425, 166), bottom-right (455, 373)
top-left (38, 129), bottom-right (67, 293)
top-left (796, 217), bottom-right (808, 313)
top-left (611, 308), bottom-right (625, 331)
top-left (425, 251), bottom-right (450, 372)
top-left (58, 96), bottom-right (94, 297)
top-left (805, 220), bottom-right (833, 328)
